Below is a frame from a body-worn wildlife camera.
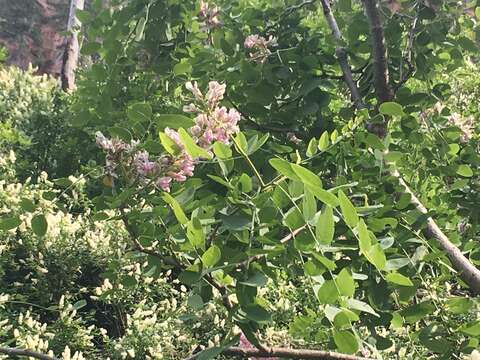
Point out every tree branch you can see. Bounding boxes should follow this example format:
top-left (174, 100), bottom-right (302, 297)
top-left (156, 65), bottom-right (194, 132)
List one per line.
top-left (362, 0), bottom-right (393, 104)
top-left (0, 347), bottom-right (59, 360)
top-left (320, 0), bottom-right (480, 294)
top-left (319, 0), bottom-right (364, 109)
top-left (186, 346), bottom-right (371, 360)
top-left (394, 14), bottom-right (418, 93)
top-left (393, 171), bottom-right (480, 293)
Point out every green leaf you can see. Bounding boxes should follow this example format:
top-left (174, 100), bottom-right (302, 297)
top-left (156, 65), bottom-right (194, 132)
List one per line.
top-left (243, 304), bottom-right (271, 323)
top-left (219, 214), bottom-right (250, 231)
top-left (187, 218), bottom-right (205, 249)
top-left (173, 61), bottom-right (192, 75)
top-left (306, 138), bottom-right (318, 157)
top-left (187, 294), bottom-right (204, 311)
top-left (291, 164), bottom-right (323, 189)
top-left (269, 158), bottom-right (301, 181)
top-left (202, 245), bottom-right (221, 267)
top-left (213, 142), bottom-right (232, 159)
top-left (379, 101), bottom-right (404, 116)
top-left (346, 299), bottom-right (379, 317)
top-left (127, 102), bottom-right (152, 122)
top-left (156, 114), bottom-right (194, 129)
top-left (336, 268), bottom-right (355, 297)
top-left (333, 330), bottom-right (359, 354)
top-left (366, 244), bottom-right (386, 270)
top-left (456, 164), bottom-right (473, 178)
top-left (460, 321), bottom-right (480, 336)
top-left (73, 299), bottom-right (87, 310)
top-left (318, 131), bottom-right (330, 150)
top-left (309, 187), bottom-right (339, 207)
top-left (316, 205), bottom-right (334, 245)
top-left (162, 193), bottom-right (188, 224)
top-left (364, 134), bottom-right (386, 150)
top-left (386, 272), bottom-right (414, 286)
top-left (19, 198), bottom-right (36, 212)
top-left (338, 190), bottom-right (359, 228)
top-left (239, 272), bottom-right (268, 287)
top-left (446, 297), bottom-right (474, 314)
top-left (357, 220), bottom-right (371, 253)
top-left (31, 214), bottom-right (48, 237)
top-left (178, 128), bottom-right (212, 159)
top-left (159, 131), bottom-right (178, 154)
top-left (75, 9), bottom-right (92, 23)
top-left (302, 188), bottom-right (317, 221)
top-left (135, 16), bottom-right (146, 41)
top-left (400, 301), bottom-right (435, 323)
top-left (317, 280), bottom-right (339, 304)
top-left (0, 216), bottom-right (22, 231)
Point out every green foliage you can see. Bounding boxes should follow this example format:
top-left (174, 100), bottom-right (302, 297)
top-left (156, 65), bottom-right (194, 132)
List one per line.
top-left (1, 0), bottom-right (480, 358)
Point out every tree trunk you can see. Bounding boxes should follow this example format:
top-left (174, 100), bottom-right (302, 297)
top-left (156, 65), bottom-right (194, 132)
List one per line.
top-left (61, 0), bottom-right (84, 91)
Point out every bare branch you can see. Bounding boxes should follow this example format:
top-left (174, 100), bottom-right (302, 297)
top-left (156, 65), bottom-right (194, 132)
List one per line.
top-left (186, 346), bottom-right (371, 360)
top-left (394, 171), bottom-right (480, 293)
top-left (394, 14), bottom-right (418, 93)
top-left (0, 347), bottom-right (59, 360)
top-left (362, 0), bottom-right (394, 103)
top-left (320, 0), bottom-right (365, 109)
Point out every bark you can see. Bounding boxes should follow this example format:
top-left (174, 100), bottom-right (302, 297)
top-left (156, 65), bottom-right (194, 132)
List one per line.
top-left (61, 0), bottom-right (84, 91)
top-left (0, 347), bottom-right (59, 360)
top-left (361, 0), bottom-right (393, 104)
top-left (320, 0), bottom-right (480, 294)
top-left (394, 172), bottom-right (480, 293)
top-left (186, 346), bottom-right (371, 360)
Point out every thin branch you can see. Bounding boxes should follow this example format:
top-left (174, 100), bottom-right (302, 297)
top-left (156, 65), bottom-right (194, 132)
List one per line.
top-left (362, 0), bottom-right (393, 102)
top-left (186, 346), bottom-right (371, 360)
top-left (0, 347), bottom-right (59, 360)
top-left (320, 0), bottom-right (365, 109)
top-left (265, 0), bottom-right (316, 32)
top-left (394, 14), bottom-right (418, 93)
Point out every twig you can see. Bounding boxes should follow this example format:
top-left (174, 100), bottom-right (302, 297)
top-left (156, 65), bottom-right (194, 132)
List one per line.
top-left (319, 0), bottom-right (365, 109)
top-left (394, 14), bottom-right (418, 93)
top-left (265, 0), bottom-right (316, 32)
top-left (185, 346), bottom-right (371, 360)
top-left (0, 347), bottom-right (59, 360)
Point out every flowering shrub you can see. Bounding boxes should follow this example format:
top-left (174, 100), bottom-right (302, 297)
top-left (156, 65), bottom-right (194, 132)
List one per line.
top-left (96, 81), bottom-right (240, 192)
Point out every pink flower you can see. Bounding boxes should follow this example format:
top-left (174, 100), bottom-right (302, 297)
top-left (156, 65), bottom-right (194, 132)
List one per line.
top-left (164, 127), bottom-right (184, 149)
top-left (244, 35), bottom-right (259, 49)
top-left (199, 0), bottom-right (221, 30)
top-left (133, 151), bottom-right (157, 176)
top-left (206, 81), bottom-right (226, 108)
top-left (183, 103), bottom-right (199, 113)
top-left (95, 132), bottom-right (112, 151)
top-left (186, 81), bottom-right (203, 100)
top-left (156, 176), bottom-right (172, 192)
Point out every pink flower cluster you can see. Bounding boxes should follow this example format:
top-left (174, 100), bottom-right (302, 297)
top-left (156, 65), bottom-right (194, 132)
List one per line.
top-left (244, 34), bottom-right (277, 63)
top-left (95, 81), bottom-right (240, 193)
top-left (95, 131), bottom-right (194, 192)
top-left (184, 81), bottom-right (241, 148)
top-left (198, 0), bottom-right (221, 30)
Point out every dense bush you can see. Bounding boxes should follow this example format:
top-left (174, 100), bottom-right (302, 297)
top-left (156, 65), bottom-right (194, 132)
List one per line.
top-left (0, 66), bottom-right (94, 179)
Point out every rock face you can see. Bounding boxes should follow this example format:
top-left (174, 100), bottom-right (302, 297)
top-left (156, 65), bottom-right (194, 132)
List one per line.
top-left (0, 0), bottom-right (70, 75)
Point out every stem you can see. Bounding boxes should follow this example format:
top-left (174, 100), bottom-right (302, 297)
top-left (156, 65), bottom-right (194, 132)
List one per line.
top-left (231, 136), bottom-right (266, 188)
top-left (0, 347), bottom-right (59, 360)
